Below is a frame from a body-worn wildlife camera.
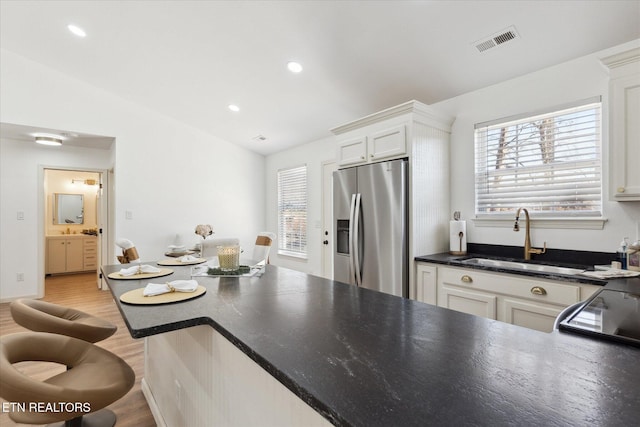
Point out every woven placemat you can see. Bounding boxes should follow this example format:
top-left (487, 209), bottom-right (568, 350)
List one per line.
top-left (157, 258), bottom-right (207, 266)
top-left (120, 285), bottom-right (206, 305)
top-left (107, 268), bottom-right (174, 280)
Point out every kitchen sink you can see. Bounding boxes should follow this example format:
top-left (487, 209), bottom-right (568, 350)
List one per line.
top-left (460, 258), bottom-right (585, 275)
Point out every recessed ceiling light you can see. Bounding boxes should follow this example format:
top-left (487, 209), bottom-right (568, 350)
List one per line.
top-left (68, 24), bottom-right (86, 38)
top-left (287, 61), bottom-right (303, 73)
top-left (228, 104), bottom-right (240, 112)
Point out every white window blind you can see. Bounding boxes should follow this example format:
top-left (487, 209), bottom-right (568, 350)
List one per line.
top-left (277, 165), bottom-right (307, 258)
top-left (474, 98), bottom-right (602, 218)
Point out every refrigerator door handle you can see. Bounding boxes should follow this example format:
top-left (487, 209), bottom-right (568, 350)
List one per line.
top-left (353, 193), bottom-right (362, 287)
top-left (348, 194), bottom-right (357, 285)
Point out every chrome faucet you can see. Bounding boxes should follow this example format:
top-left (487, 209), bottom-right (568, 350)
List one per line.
top-left (513, 207), bottom-right (546, 260)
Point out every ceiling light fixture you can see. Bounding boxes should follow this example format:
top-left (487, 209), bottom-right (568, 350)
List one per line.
top-left (287, 61), bottom-right (303, 73)
top-left (34, 135), bottom-right (63, 146)
top-left (228, 104), bottom-right (240, 112)
top-left (71, 179), bottom-right (97, 185)
top-left (67, 24), bottom-right (86, 38)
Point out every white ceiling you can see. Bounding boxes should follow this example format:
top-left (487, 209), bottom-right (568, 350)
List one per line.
top-left (1, 1), bottom-right (639, 155)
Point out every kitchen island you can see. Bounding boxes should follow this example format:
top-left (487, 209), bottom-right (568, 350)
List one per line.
top-left (102, 262), bottom-right (639, 427)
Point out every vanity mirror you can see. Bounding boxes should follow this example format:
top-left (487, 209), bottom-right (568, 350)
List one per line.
top-left (53, 193), bottom-right (84, 224)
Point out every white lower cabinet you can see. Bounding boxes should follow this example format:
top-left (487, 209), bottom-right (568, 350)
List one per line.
top-left (440, 285), bottom-right (497, 319)
top-left (46, 235), bottom-right (98, 274)
top-left (415, 262), bottom-right (600, 333)
top-left (415, 263), bottom-right (437, 305)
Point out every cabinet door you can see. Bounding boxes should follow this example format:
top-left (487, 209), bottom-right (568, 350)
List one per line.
top-left (439, 285), bottom-right (497, 319)
top-left (47, 238), bottom-right (67, 274)
top-left (368, 125), bottom-right (406, 162)
top-left (415, 263), bottom-right (437, 305)
top-left (502, 298), bottom-right (563, 333)
top-left (337, 136), bottom-right (367, 167)
top-left (611, 73), bottom-right (640, 200)
top-left (65, 239), bottom-right (84, 272)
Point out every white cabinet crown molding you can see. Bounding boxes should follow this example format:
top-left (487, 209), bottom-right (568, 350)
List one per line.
top-left (600, 47), bottom-right (640, 70)
top-left (330, 100), bottom-right (454, 135)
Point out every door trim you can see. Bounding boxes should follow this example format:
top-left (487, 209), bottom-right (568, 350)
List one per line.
top-left (39, 165), bottom-right (112, 296)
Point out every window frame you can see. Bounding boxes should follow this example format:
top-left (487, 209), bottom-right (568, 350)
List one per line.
top-left (472, 97), bottom-right (607, 230)
top-left (276, 164), bottom-right (308, 259)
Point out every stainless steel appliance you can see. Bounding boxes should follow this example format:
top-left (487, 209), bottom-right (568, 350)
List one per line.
top-left (333, 158), bottom-right (408, 297)
top-left (558, 288), bottom-right (640, 347)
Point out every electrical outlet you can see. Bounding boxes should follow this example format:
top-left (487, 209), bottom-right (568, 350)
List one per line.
top-left (125, 210), bottom-right (133, 220)
top-left (17, 273), bottom-right (24, 282)
top-left (17, 211), bottom-right (24, 220)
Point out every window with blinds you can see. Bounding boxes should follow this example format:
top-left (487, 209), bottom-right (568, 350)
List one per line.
top-left (277, 165), bottom-right (307, 258)
top-left (474, 98), bottom-right (602, 218)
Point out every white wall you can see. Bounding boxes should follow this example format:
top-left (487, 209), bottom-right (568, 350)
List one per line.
top-left (0, 49), bottom-right (265, 301)
top-left (264, 137), bottom-right (335, 276)
top-left (431, 39), bottom-right (640, 253)
top-left (0, 139), bottom-right (113, 299)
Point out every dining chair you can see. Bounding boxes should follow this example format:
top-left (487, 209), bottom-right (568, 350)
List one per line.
top-left (252, 232), bottom-right (276, 264)
top-left (115, 237), bottom-right (139, 264)
top-left (201, 237), bottom-right (240, 258)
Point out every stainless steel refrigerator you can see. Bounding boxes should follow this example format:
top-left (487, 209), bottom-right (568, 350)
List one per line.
top-left (333, 158), bottom-right (408, 298)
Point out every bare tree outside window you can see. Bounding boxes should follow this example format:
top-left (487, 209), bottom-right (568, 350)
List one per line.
top-left (475, 100), bottom-right (602, 217)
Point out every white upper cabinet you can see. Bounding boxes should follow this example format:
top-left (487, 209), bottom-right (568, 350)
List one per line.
top-left (332, 100), bottom-right (451, 169)
top-left (335, 125), bottom-right (407, 167)
top-left (602, 48), bottom-right (640, 201)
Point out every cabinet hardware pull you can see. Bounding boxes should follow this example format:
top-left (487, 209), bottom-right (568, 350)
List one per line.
top-left (531, 286), bottom-right (547, 296)
top-left (617, 187), bottom-right (625, 193)
top-left (360, 156), bottom-right (365, 160)
top-left (461, 275), bottom-right (473, 283)
top-left (370, 154), bottom-right (374, 158)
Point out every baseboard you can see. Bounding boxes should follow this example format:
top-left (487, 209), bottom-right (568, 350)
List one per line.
top-left (141, 378), bottom-right (167, 427)
top-left (0, 294), bottom-right (39, 304)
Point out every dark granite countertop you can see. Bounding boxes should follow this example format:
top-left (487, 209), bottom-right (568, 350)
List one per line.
top-left (102, 262), bottom-right (639, 427)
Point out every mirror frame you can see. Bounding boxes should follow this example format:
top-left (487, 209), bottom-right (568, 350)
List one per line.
top-left (53, 193), bottom-right (84, 225)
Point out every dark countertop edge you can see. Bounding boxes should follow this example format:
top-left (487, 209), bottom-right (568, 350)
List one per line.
top-left (105, 267), bottom-right (347, 426)
top-left (209, 318), bottom-right (347, 427)
top-left (414, 253), bottom-right (609, 286)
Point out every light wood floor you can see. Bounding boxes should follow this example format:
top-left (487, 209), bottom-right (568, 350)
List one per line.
top-left (0, 273), bottom-right (156, 426)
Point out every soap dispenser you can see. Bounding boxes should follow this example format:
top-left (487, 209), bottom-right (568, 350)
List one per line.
top-left (616, 238), bottom-right (628, 269)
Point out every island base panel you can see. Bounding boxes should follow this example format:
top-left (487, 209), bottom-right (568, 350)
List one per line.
top-left (143, 325), bottom-right (331, 427)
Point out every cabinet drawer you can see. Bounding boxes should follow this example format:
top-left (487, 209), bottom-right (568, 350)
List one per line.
top-left (439, 267), bottom-right (581, 306)
top-left (83, 239), bottom-right (97, 248)
top-left (84, 246), bottom-right (97, 255)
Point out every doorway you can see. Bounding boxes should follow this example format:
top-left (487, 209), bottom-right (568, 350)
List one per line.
top-left (42, 168), bottom-right (109, 292)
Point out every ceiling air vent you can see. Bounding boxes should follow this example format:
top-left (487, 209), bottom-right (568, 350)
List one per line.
top-left (473, 26), bottom-right (519, 53)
